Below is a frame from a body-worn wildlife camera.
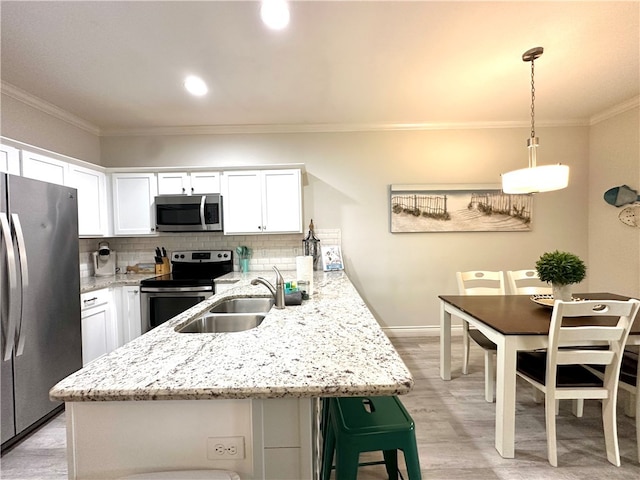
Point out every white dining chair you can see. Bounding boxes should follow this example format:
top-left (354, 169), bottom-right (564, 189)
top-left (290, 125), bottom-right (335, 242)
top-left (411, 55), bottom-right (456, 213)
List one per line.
top-left (507, 269), bottom-right (587, 416)
top-left (456, 270), bottom-right (505, 402)
top-left (515, 298), bottom-right (640, 467)
top-left (585, 347), bottom-right (639, 462)
top-left (506, 269), bottom-right (552, 295)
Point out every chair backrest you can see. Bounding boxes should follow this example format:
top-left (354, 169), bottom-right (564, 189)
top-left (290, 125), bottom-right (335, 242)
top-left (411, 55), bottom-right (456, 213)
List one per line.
top-left (456, 271), bottom-right (505, 296)
top-left (547, 299), bottom-right (640, 390)
top-left (506, 269), bottom-right (552, 295)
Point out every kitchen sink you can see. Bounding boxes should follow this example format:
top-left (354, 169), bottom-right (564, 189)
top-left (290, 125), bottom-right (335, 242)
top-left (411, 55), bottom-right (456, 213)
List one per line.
top-left (177, 313), bottom-right (265, 333)
top-left (209, 297), bottom-right (275, 314)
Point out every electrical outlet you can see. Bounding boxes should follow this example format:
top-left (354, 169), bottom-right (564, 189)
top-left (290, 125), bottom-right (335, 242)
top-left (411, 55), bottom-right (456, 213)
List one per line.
top-left (207, 436), bottom-right (245, 459)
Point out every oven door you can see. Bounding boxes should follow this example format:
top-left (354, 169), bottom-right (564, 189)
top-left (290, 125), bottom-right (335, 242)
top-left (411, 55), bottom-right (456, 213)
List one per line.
top-left (140, 286), bottom-right (213, 333)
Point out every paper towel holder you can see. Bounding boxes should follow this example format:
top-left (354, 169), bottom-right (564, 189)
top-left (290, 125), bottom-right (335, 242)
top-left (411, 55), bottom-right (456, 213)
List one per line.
top-left (302, 219), bottom-right (321, 270)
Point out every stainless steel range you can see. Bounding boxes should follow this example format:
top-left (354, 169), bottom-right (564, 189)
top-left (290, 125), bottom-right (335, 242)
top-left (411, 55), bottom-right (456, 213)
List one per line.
top-left (140, 250), bottom-right (233, 333)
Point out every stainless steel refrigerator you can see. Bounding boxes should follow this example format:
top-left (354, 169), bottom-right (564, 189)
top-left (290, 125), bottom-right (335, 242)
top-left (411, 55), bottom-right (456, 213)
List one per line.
top-left (1, 173), bottom-right (82, 450)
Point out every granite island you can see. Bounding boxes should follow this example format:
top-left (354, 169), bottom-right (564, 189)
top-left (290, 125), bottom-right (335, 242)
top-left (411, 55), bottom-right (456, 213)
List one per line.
top-left (51, 270), bottom-right (413, 479)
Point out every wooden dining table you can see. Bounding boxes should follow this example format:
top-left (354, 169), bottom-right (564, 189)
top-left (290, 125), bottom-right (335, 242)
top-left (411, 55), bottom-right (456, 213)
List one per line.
top-left (439, 292), bottom-right (639, 459)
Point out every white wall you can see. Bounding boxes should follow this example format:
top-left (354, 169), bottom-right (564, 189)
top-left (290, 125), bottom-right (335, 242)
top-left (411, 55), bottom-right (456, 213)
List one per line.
top-left (9, 90), bottom-right (633, 334)
top-left (0, 92), bottom-right (101, 164)
top-left (101, 126), bottom-right (590, 332)
top-left (588, 107), bottom-right (640, 298)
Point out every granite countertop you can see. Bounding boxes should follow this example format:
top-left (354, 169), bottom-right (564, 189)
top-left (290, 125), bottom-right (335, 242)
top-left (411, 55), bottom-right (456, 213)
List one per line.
top-left (52, 270), bottom-right (413, 402)
top-left (80, 273), bottom-right (158, 293)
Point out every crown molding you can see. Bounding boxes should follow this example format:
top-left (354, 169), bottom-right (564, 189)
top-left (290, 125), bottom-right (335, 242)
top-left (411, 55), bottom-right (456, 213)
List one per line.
top-left (3, 80), bottom-right (614, 137)
top-left (1, 81), bottom-right (101, 136)
top-left (589, 96), bottom-right (640, 125)
top-left (98, 119), bottom-right (588, 137)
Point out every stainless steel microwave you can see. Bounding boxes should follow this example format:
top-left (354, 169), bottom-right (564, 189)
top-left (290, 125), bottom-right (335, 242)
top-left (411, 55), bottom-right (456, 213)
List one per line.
top-left (155, 194), bottom-right (223, 232)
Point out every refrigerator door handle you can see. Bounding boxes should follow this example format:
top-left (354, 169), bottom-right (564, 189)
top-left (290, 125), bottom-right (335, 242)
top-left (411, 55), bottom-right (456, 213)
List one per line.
top-left (1, 212), bottom-right (18, 361)
top-left (11, 214), bottom-right (29, 357)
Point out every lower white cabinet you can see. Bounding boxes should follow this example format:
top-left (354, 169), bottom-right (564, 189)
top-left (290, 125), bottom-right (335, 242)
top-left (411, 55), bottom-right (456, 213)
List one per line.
top-left (81, 286), bottom-right (143, 365)
top-left (80, 289), bottom-right (117, 366)
top-left (115, 286), bottom-right (142, 346)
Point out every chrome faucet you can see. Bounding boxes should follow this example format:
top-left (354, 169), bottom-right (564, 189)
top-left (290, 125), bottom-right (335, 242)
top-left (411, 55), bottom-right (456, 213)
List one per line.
top-left (251, 266), bottom-right (285, 309)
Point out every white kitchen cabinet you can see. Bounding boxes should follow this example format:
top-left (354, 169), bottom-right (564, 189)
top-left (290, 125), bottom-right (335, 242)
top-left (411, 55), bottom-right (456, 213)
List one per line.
top-left (223, 169), bottom-right (301, 235)
top-left (119, 286), bottom-right (142, 346)
top-left (111, 172), bottom-right (157, 235)
top-left (0, 144), bottom-right (20, 175)
top-left (80, 289), bottom-right (117, 366)
top-left (69, 164), bottom-right (109, 237)
top-left (21, 150), bottom-right (68, 186)
top-left (157, 171), bottom-right (220, 195)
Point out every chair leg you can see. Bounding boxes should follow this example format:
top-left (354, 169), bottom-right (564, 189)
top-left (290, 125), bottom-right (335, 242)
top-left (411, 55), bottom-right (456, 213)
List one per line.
top-left (335, 448), bottom-right (360, 480)
top-left (402, 439), bottom-right (423, 480)
top-left (572, 399), bottom-right (584, 418)
top-left (462, 321), bottom-right (470, 375)
top-left (382, 449), bottom-right (399, 480)
top-left (533, 388), bottom-right (543, 404)
top-left (484, 351), bottom-right (495, 403)
top-left (601, 396), bottom-right (621, 466)
top-left (635, 388), bottom-right (640, 463)
top-left (545, 393), bottom-right (558, 467)
top-left (321, 410), bottom-right (336, 480)
top-left (624, 390), bottom-right (636, 418)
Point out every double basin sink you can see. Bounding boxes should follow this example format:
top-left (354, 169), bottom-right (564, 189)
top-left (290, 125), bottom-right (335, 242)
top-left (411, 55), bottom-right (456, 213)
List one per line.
top-left (177, 297), bottom-right (275, 334)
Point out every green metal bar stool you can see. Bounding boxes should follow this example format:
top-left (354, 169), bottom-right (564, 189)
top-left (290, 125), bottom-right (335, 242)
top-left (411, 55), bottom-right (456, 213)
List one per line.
top-left (321, 396), bottom-right (422, 480)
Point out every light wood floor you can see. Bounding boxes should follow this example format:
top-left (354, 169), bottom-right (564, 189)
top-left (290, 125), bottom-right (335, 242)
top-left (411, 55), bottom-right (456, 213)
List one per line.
top-left (1, 336), bottom-right (639, 479)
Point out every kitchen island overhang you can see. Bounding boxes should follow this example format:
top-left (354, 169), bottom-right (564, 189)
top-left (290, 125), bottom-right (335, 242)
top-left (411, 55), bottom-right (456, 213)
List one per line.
top-left (51, 270), bottom-right (413, 479)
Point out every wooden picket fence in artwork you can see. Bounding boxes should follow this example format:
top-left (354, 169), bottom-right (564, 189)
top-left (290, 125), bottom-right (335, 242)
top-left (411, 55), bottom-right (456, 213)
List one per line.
top-left (392, 194), bottom-right (448, 217)
top-left (470, 192), bottom-right (532, 223)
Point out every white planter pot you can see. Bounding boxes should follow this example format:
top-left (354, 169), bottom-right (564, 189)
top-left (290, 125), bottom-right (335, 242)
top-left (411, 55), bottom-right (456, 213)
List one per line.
top-left (552, 283), bottom-right (572, 302)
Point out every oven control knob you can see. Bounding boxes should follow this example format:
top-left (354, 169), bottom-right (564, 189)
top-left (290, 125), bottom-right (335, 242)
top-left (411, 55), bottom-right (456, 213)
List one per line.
top-left (217, 253), bottom-right (222, 258)
top-left (223, 253), bottom-right (228, 258)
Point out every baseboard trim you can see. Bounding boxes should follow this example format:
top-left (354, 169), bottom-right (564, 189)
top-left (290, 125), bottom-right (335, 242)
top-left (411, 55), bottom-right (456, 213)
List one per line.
top-left (382, 325), bottom-right (463, 338)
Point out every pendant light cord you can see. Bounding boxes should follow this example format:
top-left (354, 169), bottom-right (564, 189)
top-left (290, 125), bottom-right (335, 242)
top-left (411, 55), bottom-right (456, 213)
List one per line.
top-left (530, 58), bottom-right (536, 140)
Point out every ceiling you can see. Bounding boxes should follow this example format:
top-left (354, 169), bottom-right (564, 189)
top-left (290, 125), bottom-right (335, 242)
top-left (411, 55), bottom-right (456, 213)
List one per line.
top-left (1, 1), bottom-right (638, 135)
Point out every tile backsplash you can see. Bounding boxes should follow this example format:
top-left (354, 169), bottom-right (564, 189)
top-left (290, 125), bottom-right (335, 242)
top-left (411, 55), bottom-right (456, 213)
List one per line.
top-left (79, 229), bottom-right (341, 278)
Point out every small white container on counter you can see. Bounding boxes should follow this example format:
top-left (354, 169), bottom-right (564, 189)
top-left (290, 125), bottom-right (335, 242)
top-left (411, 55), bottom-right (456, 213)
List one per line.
top-left (296, 255), bottom-right (314, 295)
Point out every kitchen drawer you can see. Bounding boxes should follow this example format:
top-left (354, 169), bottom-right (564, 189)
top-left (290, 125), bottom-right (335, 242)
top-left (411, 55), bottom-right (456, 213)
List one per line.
top-left (81, 289), bottom-right (110, 311)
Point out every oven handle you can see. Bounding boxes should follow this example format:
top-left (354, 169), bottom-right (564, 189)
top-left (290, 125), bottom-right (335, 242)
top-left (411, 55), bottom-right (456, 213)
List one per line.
top-left (140, 286), bottom-right (213, 293)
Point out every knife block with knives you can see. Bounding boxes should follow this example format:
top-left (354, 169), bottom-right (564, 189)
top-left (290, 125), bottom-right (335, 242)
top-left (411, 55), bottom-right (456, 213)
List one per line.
top-left (155, 247), bottom-right (171, 275)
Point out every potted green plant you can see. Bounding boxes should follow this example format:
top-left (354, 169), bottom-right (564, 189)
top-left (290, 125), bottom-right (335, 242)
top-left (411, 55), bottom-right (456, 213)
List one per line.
top-left (535, 250), bottom-right (587, 301)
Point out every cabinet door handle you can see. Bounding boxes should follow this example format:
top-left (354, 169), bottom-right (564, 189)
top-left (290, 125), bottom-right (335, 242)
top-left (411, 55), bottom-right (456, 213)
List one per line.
top-left (84, 297), bottom-right (98, 306)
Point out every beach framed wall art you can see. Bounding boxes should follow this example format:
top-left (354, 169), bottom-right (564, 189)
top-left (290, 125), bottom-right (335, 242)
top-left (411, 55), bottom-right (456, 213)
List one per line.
top-left (389, 183), bottom-right (533, 233)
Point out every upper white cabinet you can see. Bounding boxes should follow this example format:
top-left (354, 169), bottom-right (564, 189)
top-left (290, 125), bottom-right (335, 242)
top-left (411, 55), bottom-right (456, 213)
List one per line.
top-left (157, 171), bottom-right (220, 195)
top-left (21, 150), bottom-right (68, 186)
top-left (69, 164), bottom-right (109, 237)
top-left (0, 144), bottom-right (20, 175)
top-left (111, 172), bottom-right (157, 235)
top-left (223, 169), bottom-right (302, 235)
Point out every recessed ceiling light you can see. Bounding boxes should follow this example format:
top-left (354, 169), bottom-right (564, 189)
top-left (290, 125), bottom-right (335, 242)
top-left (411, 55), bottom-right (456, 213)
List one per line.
top-left (260, 0), bottom-right (290, 30)
top-left (184, 75), bottom-right (208, 96)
